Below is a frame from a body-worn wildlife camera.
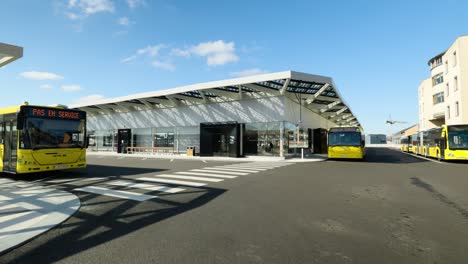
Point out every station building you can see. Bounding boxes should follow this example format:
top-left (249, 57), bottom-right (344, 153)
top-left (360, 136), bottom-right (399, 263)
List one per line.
top-left (71, 71), bottom-right (361, 158)
top-left (419, 35), bottom-right (468, 131)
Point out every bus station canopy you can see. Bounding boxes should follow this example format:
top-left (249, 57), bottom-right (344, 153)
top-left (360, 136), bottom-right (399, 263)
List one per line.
top-left (0, 43), bottom-right (23, 68)
top-left (71, 70), bottom-right (361, 127)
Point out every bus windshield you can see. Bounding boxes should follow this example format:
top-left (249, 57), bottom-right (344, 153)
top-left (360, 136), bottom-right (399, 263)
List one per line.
top-left (328, 132), bottom-right (362, 147)
top-left (448, 125), bottom-right (468, 150)
top-left (22, 117), bottom-right (86, 149)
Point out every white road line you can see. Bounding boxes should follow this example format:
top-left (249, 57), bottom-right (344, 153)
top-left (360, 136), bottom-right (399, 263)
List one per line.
top-left (117, 157), bottom-right (124, 160)
top-left (74, 186), bottom-right (155, 202)
top-left (155, 174), bottom-right (223, 182)
top-left (138, 177), bottom-right (206, 187)
top-left (170, 159), bottom-right (174, 162)
top-left (76, 177), bottom-right (108, 182)
top-left (46, 177), bottom-right (107, 184)
top-left (201, 160), bottom-right (207, 163)
top-left (190, 169), bottom-right (248, 176)
top-left (215, 166), bottom-right (268, 171)
top-left (202, 167), bottom-right (259, 173)
top-left (106, 180), bottom-right (185, 193)
top-left (235, 164), bottom-right (285, 168)
top-left (177, 171), bottom-right (237, 179)
top-left (142, 158), bottom-right (148, 160)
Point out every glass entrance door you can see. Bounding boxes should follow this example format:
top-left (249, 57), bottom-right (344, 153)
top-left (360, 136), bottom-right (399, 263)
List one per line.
top-left (117, 129), bottom-right (131, 153)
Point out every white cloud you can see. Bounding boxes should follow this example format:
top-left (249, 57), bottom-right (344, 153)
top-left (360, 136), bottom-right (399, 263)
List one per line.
top-left (118, 16), bottom-right (131, 26)
top-left (121, 45), bottom-right (165, 63)
top-left (137, 45), bottom-right (163, 57)
top-left (20, 71), bottom-right (64, 80)
top-left (127, 0), bottom-right (145, 9)
top-left (73, 94), bottom-right (106, 104)
top-left (40, 84), bottom-right (53, 90)
top-left (61, 84), bottom-right (83, 92)
top-left (174, 40), bottom-right (239, 66)
top-left (64, 0), bottom-right (114, 21)
top-left (152, 60), bottom-right (175, 71)
top-left (230, 68), bottom-right (269, 78)
top-left (171, 48), bottom-right (191, 58)
top-left (65, 12), bottom-right (82, 20)
top-left (121, 55), bottom-right (137, 63)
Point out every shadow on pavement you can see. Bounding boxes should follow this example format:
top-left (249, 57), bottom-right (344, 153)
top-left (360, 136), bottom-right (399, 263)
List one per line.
top-left (0, 165), bottom-right (226, 263)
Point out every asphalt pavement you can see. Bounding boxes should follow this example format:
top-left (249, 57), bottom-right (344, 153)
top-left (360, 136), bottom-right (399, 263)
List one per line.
top-left (1, 148), bottom-right (468, 264)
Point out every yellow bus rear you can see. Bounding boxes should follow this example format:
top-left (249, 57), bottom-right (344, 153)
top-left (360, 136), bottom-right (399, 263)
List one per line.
top-left (0, 104), bottom-right (87, 174)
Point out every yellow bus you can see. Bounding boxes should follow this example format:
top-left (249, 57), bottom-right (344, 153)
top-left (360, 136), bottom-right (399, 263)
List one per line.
top-left (420, 125), bottom-right (468, 161)
top-left (327, 127), bottom-right (366, 160)
top-left (400, 137), bottom-right (409, 152)
top-left (408, 133), bottom-right (419, 154)
top-left (0, 104), bottom-right (87, 174)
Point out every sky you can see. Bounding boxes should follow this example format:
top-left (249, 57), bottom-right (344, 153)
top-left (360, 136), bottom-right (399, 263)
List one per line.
top-left (0, 0), bottom-right (467, 134)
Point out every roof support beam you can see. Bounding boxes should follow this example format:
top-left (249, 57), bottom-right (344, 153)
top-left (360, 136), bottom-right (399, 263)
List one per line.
top-left (199, 91), bottom-right (208, 103)
top-left (208, 89), bottom-right (239, 101)
top-left (280, 78), bottom-right (291, 95)
top-left (138, 99), bottom-right (156, 109)
top-left (143, 98), bottom-right (174, 108)
top-left (306, 83), bottom-right (330, 104)
top-left (320, 100), bottom-right (341, 113)
top-left (243, 83), bottom-right (278, 96)
top-left (165, 95), bottom-right (181, 107)
top-left (330, 107), bottom-right (348, 119)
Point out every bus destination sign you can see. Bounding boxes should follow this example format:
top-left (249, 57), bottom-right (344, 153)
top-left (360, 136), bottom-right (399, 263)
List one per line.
top-left (22, 106), bottom-right (85, 120)
top-left (329, 127), bottom-right (360, 133)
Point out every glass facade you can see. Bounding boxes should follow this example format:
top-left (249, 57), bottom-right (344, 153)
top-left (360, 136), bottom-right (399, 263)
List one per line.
top-left (87, 121), bottom-right (316, 157)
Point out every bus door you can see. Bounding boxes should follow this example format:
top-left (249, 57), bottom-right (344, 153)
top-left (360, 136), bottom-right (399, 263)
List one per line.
top-left (2, 120), bottom-right (17, 173)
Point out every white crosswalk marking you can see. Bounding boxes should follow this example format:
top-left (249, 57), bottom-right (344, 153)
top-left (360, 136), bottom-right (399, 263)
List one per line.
top-left (138, 177), bottom-right (206, 187)
top-left (37, 161), bottom-right (294, 203)
top-left (74, 186), bottom-right (156, 201)
top-left (176, 171), bottom-right (237, 179)
top-left (155, 174), bottom-right (223, 182)
top-left (202, 167), bottom-right (259, 173)
top-left (190, 169), bottom-right (247, 176)
top-left (106, 180), bottom-right (185, 194)
top-left (215, 166), bottom-right (267, 171)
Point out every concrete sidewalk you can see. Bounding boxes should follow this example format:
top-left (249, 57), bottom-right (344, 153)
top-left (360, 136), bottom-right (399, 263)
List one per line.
top-left (87, 151), bottom-right (327, 162)
top-left (0, 178), bottom-right (80, 254)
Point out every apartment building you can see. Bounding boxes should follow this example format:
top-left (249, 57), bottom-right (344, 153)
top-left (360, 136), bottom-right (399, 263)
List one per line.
top-left (419, 35), bottom-right (468, 131)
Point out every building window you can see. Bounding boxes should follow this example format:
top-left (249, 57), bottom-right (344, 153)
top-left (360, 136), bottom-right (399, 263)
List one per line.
top-left (432, 92), bottom-right (444, 105)
top-left (453, 51), bottom-right (457, 67)
top-left (432, 73), bottom-right (444, 86)
top-left (454, 76), bottom-right (458, 91)
top-left (446, 83), bottom-right (449, 97)
top-left (447, 106), bottom-right (451, 119)
top-left (456, 101), bottom-right (459, 117)
top-left (445, 60), bottom-right (448, 74)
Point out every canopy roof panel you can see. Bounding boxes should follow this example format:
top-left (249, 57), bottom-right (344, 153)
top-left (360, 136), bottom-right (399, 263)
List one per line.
top-left (0, 43), bottom-right (23, 68)
top-left (71, 70), bottom-right (362, 128)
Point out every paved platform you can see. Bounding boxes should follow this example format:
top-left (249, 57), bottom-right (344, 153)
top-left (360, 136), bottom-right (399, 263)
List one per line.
top-left (0, 178), bottom-right (80, 254)
top-left (87, 151), bottom-right (327, 162)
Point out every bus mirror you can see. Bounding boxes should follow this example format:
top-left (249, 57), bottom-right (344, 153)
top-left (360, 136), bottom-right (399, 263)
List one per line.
top-left (17, 112), bottom-right (24, 130)
top-left (85, 136), bottom-right (90, 148)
